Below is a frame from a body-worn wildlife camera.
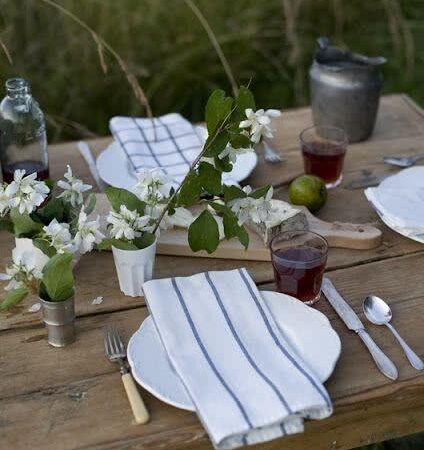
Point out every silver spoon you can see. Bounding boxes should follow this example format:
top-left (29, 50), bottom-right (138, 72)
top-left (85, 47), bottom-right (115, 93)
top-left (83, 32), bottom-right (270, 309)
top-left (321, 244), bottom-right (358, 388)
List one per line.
top-left (383, 154), bottom-right (424, 168)
top-left (363, 295), bottom-right (424, 370)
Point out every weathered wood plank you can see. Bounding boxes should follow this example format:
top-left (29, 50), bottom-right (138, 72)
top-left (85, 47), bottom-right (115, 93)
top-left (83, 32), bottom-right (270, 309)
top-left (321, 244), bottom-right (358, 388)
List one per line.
top-left (0, 369), bottom-right (422, 450)
top-left (1, 94), bottom-right (423, 450)
top-left (2, 252), bottom-right (423, 400)
top-left (0, 253), bottom-right (423, 450)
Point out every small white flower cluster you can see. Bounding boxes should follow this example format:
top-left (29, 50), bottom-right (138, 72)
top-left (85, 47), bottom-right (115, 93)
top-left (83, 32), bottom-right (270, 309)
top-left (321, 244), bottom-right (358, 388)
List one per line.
top-left (134, 168), bottom-right (193, 231)
top-left (229, 185), bottom-right (274, 226)
top-left (217, 108), bottom-right (280, 164)
top-left (239, 108), bottom-right (281, 144)
top-left (58, 165), bottom-right (92, 207)
top-left (0, 170), bottom-right (50, 215)
top-left (134, 168), bottom-right (171, 205)
top-left (42, 210), bottom-right (104, 255)
top-left (107, 205), bottom-right (152, 240)
top-left (0, 247), bottom-right (46, 291)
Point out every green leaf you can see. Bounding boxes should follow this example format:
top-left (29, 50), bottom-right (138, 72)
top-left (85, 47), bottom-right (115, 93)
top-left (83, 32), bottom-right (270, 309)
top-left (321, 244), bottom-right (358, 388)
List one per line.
top-left (198, 162), bottom-right (222, 196)
top-left (45, 179), bottom-right (54, 190)
top-left (134, 232), bottom-right (156, 249)
top-left (211, 203), bottom-right (249, 250)
top-left (0, 217), bottom-right (14, 233)
top-left (10, 209), bottom-right (43, 238)
top-left (188, 210), bottom-right (220, 254)
top-left (105, 187), bottom-right (146, 215)
top-left (36, 197), bottom-right (65, 224)
top-left (97, 238), bottom-right (138, 251)
top-left (234, 86), bottom-right (256, 122)
top-left (223, 185), bottom-right (247, 203)
top-left (249, 185), bottom-right (272, 199)
top-left (177, 171), bottom-right (202, 207)
top-left (203, 130), bottom-right (229, 158)
top-left (84, 193), bottom-right (97, 215)
top-left (205, 89), bottom-right (233, 135)
top-left (33, 238), bottom-right (57, 257)
top-left (214, 154), bottom-right (233, 173)
top-left (229, 132), bottom-right (252, 149)
top-left (41, 252), bottom-right (74, 302)
top-left (0, 287), bottom-right (29, 311)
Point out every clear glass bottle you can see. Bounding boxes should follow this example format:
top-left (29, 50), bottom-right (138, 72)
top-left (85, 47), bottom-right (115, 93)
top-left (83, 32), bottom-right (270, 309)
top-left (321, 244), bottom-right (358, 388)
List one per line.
top-left (0, 78), bottom-right (49, 182)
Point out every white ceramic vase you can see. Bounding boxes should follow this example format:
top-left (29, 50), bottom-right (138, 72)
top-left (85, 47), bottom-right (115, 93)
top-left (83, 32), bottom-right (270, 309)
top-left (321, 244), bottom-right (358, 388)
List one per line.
top-left (112, 240), bottom-right (157, 297)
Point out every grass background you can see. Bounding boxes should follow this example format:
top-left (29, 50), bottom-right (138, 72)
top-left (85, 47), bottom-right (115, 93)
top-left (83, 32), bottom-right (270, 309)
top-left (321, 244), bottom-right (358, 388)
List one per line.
top-left (0, 1), bottom-right (423, 448)
top-left (0, 0), bottom-right (422, 142)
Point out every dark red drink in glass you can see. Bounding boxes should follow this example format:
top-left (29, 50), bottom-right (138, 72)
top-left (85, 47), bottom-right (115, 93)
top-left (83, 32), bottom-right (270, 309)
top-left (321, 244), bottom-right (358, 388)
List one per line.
top-left (2, 160), bottom-right (49, 183)
top-left (300, 126), bottom-right (348, 188)
top-left (270, 231), bottom-right (328, 305)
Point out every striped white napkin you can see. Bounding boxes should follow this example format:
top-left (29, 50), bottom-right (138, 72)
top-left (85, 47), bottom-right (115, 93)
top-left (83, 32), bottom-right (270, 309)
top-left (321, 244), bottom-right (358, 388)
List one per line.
top-left (109, 113), bottom-right (205, 185)
top-left (143, 268), bottom-right (332, 450)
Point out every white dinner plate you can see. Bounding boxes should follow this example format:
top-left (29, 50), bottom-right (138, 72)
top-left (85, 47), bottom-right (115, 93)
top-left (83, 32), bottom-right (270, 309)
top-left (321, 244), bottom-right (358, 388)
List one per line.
top-left (365, 166), bottom-right (424, 243)
top-left (96, 127), bottom-right (258, 190)
top-left (127, 291), bottom-right (341, 411)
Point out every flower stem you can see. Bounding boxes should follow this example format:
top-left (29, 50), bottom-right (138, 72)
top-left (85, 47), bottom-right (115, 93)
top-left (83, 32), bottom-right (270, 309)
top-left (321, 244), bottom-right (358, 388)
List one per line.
top-left (152, 107), bottom-right (236, 234)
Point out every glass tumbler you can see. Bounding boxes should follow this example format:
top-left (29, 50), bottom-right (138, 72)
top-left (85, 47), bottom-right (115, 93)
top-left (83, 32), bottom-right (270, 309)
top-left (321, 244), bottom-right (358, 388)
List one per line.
top-left (300, 125), bottom-right (348, 188)
top-left (270, 230), bottom-right (328, 305)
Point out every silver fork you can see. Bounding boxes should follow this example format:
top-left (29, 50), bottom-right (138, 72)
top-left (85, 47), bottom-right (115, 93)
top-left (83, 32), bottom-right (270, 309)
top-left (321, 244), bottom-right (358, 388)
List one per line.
top-left (104, 325), bottom-right (150, 424)
top-left (263, 140), bottom-right (284, 164)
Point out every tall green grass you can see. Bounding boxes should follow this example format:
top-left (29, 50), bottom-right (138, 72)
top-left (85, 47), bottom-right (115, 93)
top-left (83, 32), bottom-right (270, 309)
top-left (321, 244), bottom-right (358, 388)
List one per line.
top-left (0, 0), bottom-right (422, 141)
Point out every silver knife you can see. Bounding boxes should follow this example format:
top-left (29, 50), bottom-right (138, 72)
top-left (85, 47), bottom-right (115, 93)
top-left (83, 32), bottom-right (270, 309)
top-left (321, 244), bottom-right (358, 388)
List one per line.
top-left (321, 278), bottom-right (398, 380)
top-left (345, 174), bottom-right (387, 190)
top-left (77, 141), bottom-right (108, 192)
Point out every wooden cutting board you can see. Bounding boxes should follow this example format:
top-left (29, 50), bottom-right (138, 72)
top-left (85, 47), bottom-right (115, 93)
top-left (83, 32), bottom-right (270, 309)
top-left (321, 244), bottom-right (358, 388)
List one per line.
top-left (94, 194), bottom-right (382, 261)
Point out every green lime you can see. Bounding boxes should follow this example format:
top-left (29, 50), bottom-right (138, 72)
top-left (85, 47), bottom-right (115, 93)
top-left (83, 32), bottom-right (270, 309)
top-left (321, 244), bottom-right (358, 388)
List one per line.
top-left (288, 175), bottom-right (327, 212)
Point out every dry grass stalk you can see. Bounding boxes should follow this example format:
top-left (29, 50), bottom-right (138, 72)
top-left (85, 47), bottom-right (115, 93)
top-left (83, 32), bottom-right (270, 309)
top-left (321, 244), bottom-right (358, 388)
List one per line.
top-left (38, 0), bottom-right (155, 132)
top-left (282, 0), bottom-right (305, 104)
top-left (0, 38), bottom-right (13, 65)
top-left (332, 0), bottom-right (345, 42)
top-left (380, 0), bottom-right (415, 78)
top-left (184, 0), bottom-right (238, 97)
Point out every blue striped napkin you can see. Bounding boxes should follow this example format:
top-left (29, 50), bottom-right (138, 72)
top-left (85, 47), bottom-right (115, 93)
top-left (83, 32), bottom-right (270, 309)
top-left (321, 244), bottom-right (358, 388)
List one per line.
top-left (143, 268), bottom-right (332, 449)
top-left (109, 113), bottom-right (205, 185)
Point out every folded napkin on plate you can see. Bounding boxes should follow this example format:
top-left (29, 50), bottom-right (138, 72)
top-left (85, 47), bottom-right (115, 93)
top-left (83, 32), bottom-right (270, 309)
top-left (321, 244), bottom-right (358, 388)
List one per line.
top-left (143, 268), bottom-right (332, 449)
top-left (364, 167), bottom-right (424, 243)
top-left (109, 113), bottom-right (205, 185)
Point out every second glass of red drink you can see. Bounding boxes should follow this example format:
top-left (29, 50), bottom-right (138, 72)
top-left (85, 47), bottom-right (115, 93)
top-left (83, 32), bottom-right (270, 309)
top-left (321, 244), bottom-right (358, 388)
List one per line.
top-left (300, 125), bottom-right (348, 188)
top-left (270, 231), bottom-right (328, 305)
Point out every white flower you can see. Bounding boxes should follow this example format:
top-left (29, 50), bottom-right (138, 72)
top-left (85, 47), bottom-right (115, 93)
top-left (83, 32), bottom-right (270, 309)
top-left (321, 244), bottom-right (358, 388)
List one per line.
top-left (134, 168), bottom-right (171, 203)
top-left (239, 108), bottom-right (281, 144)
top-left (74, 210), bottom-right (105, 254)
top-left (0, 184), bottom-right (10, 216)
top-left (219, 144), bottom-right (255, 163)
top-left (229, 185), bottom-right (273, 225)
top-left (42, 219), bottom-right (75, 254)
top-left (0, 246), bottom-right (46, 291)
top-left (57, 165), bottom-right (92, 207)
top-left (5, 170), bottom-right (50, 214)
top-left (106, 205), bottom-right (151, 241)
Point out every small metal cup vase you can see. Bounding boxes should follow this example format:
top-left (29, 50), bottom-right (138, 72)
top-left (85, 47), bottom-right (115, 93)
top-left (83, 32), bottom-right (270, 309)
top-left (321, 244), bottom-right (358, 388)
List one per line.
top-left (39, 294), bottom-right (76, 347)
top-left (112, 240), bottom-right (157, 297)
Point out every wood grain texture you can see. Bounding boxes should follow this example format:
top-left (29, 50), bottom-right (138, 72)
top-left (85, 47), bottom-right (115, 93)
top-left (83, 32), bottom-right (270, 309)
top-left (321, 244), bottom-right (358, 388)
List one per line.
top-left (0, 94), bottom-right (424, 450)
top-left (0, 253), bottom-right (423, 450)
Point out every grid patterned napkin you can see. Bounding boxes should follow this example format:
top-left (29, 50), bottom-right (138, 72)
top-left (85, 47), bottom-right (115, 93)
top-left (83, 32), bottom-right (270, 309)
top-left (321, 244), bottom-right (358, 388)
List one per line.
top-left (143, 268), bottom-right (332, 450)
top-left (109, 113), bottom-right (205, 185)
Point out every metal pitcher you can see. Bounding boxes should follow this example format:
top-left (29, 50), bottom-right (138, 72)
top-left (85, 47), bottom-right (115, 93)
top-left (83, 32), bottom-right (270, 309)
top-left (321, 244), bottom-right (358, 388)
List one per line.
top-left (310, 37), bottom-right (386, 142)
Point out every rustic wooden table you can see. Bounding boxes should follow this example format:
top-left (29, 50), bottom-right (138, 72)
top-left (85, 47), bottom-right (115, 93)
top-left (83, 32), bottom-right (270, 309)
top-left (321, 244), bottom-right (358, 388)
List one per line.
top-left (1, 94), bottom-right (423, 450)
